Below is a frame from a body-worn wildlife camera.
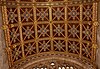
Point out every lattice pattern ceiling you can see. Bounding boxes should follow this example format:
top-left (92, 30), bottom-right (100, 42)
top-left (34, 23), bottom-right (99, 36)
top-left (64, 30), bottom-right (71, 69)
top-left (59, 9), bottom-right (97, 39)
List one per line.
top-left (0, 0), bottom-right (98, 68)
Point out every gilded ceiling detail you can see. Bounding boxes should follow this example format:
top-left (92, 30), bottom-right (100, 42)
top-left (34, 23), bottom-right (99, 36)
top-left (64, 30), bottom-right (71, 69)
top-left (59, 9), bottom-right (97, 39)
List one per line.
top-left (0, 0), bottom-right (99, 69)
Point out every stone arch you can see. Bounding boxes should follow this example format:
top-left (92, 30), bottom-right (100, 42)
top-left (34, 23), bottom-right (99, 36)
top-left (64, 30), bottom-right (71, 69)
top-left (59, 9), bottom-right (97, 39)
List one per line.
top-left (10, 52), bottom-right (96, 69)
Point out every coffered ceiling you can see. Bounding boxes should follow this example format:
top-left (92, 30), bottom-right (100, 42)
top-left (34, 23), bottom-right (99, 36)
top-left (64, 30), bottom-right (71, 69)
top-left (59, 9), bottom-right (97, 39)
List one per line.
top-left (0, 0), bottom-right (99, 69)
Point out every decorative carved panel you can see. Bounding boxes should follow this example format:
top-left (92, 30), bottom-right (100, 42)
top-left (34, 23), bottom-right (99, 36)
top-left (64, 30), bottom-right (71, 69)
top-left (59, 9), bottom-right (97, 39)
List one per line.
top-left (26, 59), bottom-right (83, 69)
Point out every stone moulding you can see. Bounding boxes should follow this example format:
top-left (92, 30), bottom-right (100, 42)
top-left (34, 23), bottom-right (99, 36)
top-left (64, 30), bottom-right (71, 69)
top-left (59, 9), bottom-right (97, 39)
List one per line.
top-left (10, 52), bottom-right (96, 69)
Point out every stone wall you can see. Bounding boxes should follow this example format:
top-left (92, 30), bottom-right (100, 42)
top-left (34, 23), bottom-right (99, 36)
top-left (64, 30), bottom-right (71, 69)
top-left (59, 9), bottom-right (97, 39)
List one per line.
top-left (0, 7), bottom-right (9, 69)
top-left (96, 1), bottom-right (100, 69)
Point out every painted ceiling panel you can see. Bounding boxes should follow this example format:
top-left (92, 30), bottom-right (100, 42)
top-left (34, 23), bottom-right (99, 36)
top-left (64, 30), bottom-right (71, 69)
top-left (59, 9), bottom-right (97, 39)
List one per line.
top-left (0, 0), bottom-right (99, 69)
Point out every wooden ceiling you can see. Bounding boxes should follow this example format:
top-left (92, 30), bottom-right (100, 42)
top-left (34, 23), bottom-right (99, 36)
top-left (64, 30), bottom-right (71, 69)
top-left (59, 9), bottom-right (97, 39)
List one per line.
top-left (0, 0), bottom-right (98, 69)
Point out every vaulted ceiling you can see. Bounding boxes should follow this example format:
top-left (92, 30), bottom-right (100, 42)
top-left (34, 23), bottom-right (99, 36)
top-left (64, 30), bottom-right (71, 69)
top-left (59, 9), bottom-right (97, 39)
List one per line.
top-left (0, 0), bottom-right (99, 69)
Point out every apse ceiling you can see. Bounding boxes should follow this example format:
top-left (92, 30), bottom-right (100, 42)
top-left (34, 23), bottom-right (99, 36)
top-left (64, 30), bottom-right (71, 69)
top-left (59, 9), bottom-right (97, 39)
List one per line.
top-left (0, 0), bottom-right (99, 69)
